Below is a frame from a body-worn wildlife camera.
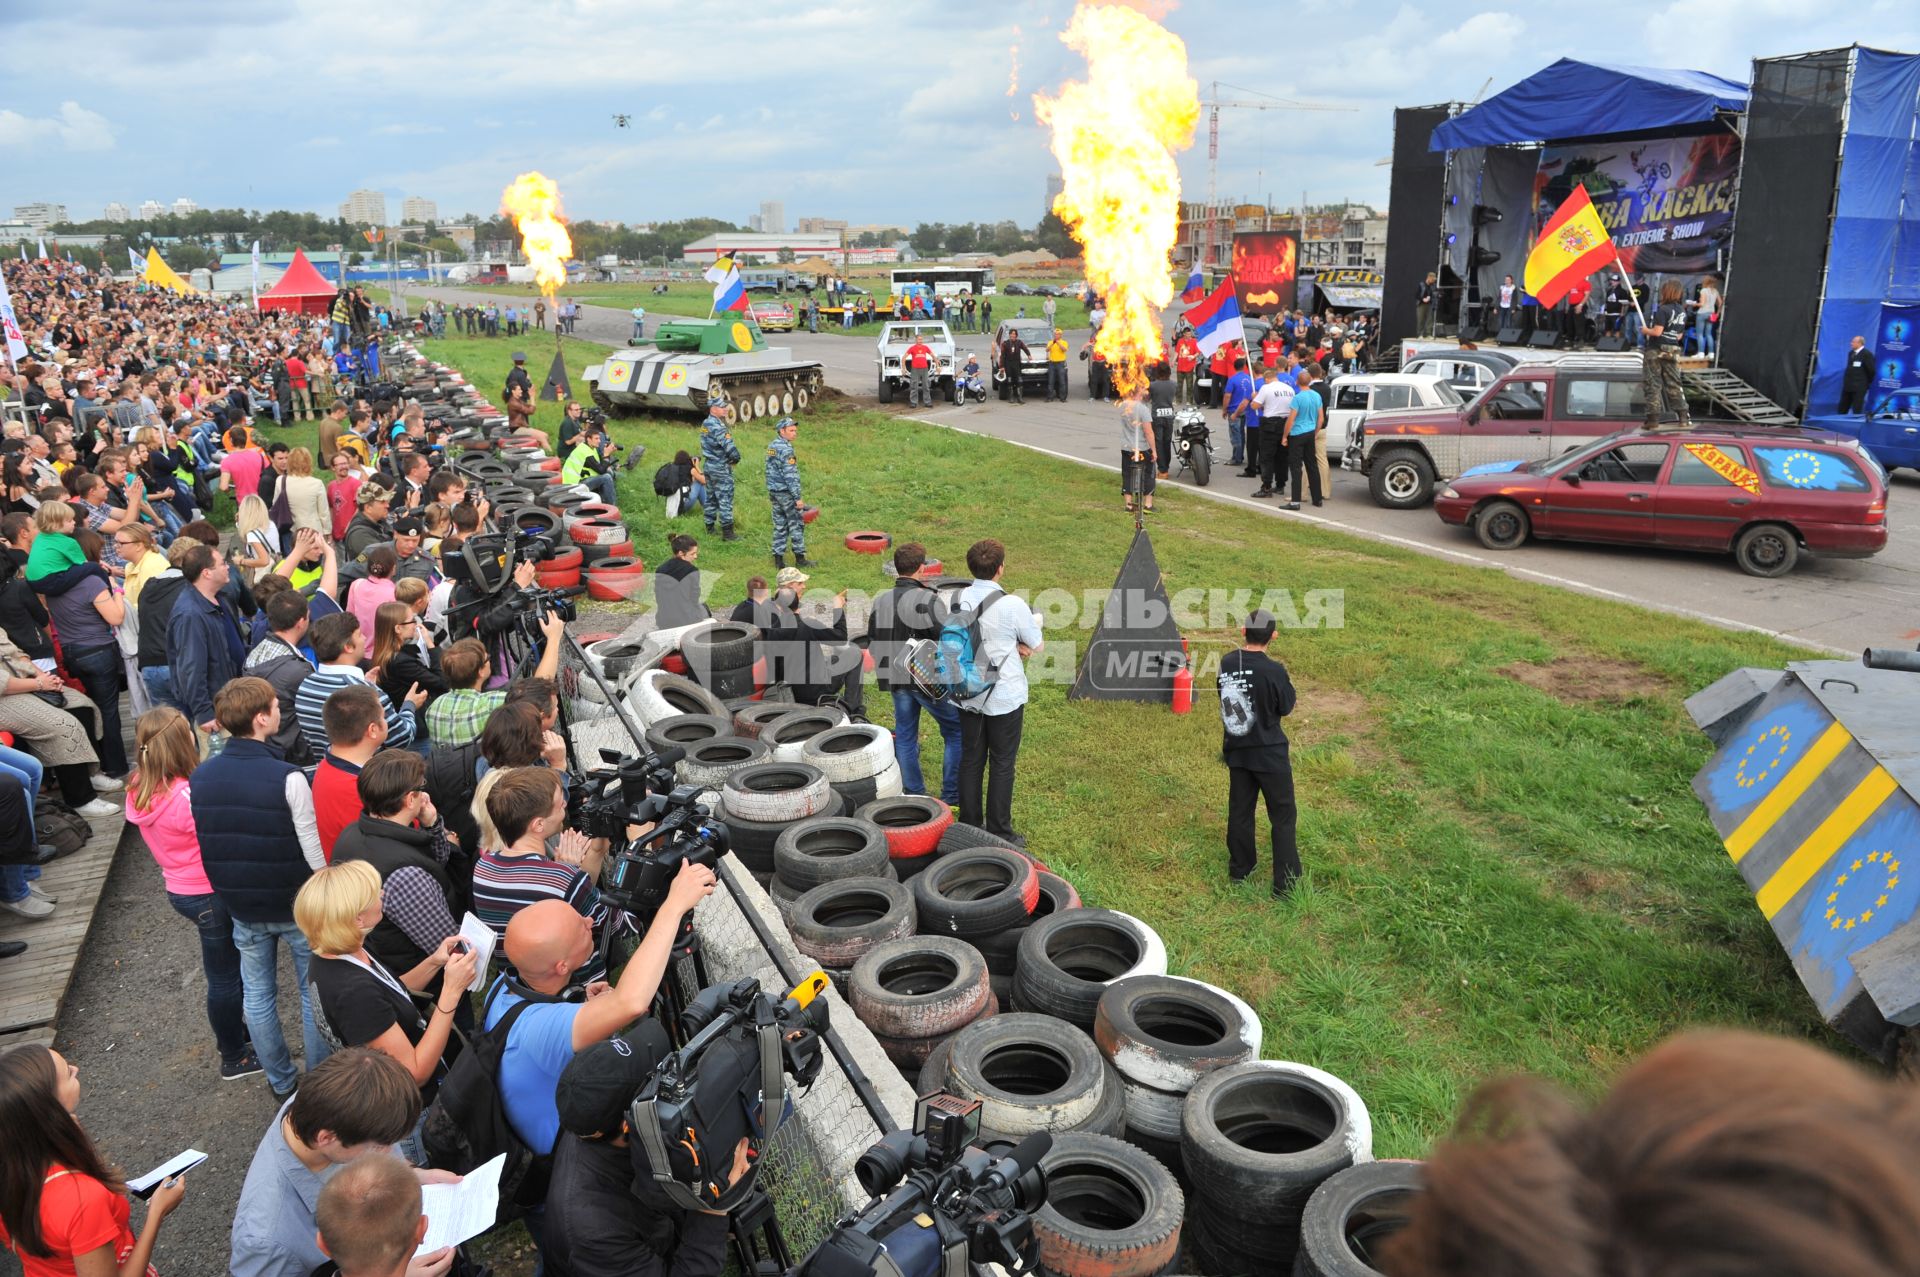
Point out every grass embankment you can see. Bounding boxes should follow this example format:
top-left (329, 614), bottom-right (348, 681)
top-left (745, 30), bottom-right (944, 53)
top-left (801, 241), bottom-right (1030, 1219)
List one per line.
top-left (364, 336), bottom-right (1824, 1157)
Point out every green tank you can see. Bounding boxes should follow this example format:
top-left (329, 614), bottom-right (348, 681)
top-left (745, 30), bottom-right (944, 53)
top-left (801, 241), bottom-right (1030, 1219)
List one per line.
top-left (585, 316), bottom-right (825, 423)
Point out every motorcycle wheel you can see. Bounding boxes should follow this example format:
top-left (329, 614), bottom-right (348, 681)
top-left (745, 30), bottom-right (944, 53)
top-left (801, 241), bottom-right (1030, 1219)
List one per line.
top-left (1191, 446), bottom-right (1212, 487)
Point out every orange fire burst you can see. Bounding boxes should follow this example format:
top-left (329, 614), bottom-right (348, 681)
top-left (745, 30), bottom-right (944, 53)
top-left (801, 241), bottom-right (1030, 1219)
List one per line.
top-left (1034, 2), bottom-right (1198, 398)
top-left (500, 171), bottom-right (574, 300)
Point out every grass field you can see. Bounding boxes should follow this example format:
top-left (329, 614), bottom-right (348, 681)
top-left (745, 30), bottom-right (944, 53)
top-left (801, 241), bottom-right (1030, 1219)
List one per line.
top-left (374, 334), bottom-right (1829, 1158)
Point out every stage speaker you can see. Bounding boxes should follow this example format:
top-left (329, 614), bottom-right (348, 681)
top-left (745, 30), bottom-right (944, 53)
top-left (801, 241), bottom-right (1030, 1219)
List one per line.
top-left (1458, 324), bottom-right (1485, 343)
top-left (1594, 335), bottom-right (1626, 352)
top-left (1495, 326), bottom-right (1526, 345)
top-left (1528, 329), bottom-right (1563, 349)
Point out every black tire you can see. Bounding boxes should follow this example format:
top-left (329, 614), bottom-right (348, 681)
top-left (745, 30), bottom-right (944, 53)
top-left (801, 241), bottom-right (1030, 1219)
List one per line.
top-left (1181, 1062), bottom-right (1373, 1274)
top-left (1735, 522), bottom-right (1800, 578)
top-left (1035, 871), bottom-right (1083, 919)
top-left (859, 796), bottom-right (954, 873)
top-left (787, 876), bottom-right (915, 969)
top-left (1292, 1161), bottom-right (1423, 1277)
top-left (763, 707), bottom-right (850, 763)
top-left (1367, 448), bottom-right (1435, 509)
top-left (772, 816), bottom-right (890, 890)
top-left (831, 775), bottom-right (880, 810)
top-left (768, 872), bottom-right (807, 921)
top-left (912, 849), bottom-right (1038, 938)
top-left (678, 736), bottom-right (772, 789)
top-left (1094, 976), bottom-right (1262, 1140)
top-left (1124, 1125), bottom-right (1186, 1186)
top-left (878, 372), bottom-right (895, 404)
top-left (1468, 499), bottom-right (1525, 551)
top-left (721, 762), bottom-right (833, 824)
top-left (936, 823), bottom-right (1016, 854)
top-left (731, 701), bottom-right (794, 739)
top-left (683, 621), bottom-right (759, 674)
top-left (972, 920), bottom-right (1029, 978)
top-left (643, 713), bottom-right (734, 757)
top-left (721, 791), bottom-right (844, 874)
top-left (848, 934), bottom-right (991, 1040)
top-left (708, 665), bottom-right (757, 701)
top-left (918, 1033), bottom-right (959, 1096)
top-left (944, 1013), bottom-right (1122, 1138)
top-left (1012, 910), bottom-right (1169, 1032)
top-left (1032, 1132), bottom-right (1184, 1277)
top-left (1191, 446), bottom-right (1212, 488)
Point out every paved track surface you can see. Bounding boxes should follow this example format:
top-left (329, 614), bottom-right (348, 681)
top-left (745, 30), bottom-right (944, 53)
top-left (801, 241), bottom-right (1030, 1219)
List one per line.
top-left (409, 285), bottom-right (1920, 656)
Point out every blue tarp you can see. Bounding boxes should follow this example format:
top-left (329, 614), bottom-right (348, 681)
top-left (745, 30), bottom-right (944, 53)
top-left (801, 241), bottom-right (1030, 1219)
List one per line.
top-left (1430, 58), bottom-right (1749, 151)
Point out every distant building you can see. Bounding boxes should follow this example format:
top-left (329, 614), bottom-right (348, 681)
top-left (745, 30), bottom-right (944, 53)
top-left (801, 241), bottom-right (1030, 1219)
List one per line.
top-left (445, 225), bottom-right (475, 251)
top-left (795, 217), bottom-right (848, 235)
top-left (137, 200), bottom-right (164, 220)
top-left (1174, 200), bottom-right (1387, 273)
top-left (401, 196), bottom-right (437, 224)
top-left (842, 223), bottom-right (911, 241)
top-left (0, 221), bottom-right (33, 246)
top-left (103, 202), bottom-right (129, 222)
top-left (13, 203), bottom-right (68, 232)
top-left (339, 189), bottom-right (388, 226)
top-left (1045, 173), bottom-right (1064, 216)
top-left (682, 231), bottom-right (849, 265)
top-left (750, 200), bottom-right (786, 234)
top-left (171, 198), bottom-right (198, 216)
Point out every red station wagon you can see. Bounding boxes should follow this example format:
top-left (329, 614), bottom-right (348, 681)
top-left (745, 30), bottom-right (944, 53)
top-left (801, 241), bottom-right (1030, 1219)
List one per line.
top-left (1432, 427), bottom-right (1889, 576)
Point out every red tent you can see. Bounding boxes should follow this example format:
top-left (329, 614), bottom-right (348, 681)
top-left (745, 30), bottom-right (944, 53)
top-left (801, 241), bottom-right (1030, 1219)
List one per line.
top-left (256, 249), bottom-right (337, 315)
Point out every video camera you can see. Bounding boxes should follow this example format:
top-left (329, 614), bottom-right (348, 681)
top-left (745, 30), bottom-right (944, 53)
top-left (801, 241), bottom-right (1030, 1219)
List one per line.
top-left (628, 975), bottom-right (831, 1213)
top-left (578, 745), bottom-right (732, 918)
top-left (795, 1096), bottom-right (1051, 1277)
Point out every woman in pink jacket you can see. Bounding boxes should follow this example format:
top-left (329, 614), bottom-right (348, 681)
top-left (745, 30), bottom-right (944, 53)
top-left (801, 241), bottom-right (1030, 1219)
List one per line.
top-left (124, 707), bottom-right (260, 1082)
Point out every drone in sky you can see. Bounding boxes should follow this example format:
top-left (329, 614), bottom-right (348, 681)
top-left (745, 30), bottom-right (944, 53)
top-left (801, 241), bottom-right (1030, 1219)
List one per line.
top-left (612, 113), bottom-right (631, 128)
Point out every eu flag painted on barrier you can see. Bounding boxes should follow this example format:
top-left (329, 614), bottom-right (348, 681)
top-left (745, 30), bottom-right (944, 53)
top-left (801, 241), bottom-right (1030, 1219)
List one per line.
top-left (1752, 447), bottom-right (1870, 492)
top-left (1699, 700), bottom-right (1831, 816)
top-left (1794, 802), bottom-right (1920, 1003)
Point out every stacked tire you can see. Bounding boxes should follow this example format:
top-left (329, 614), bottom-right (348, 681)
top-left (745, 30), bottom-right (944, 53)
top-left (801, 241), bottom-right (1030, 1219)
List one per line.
top-left (1012, 909), bottom-right (1168, 1031)
top-left (911, 848), bottom-right (1039, 1000)
top-left (915, 1013), bottom-right (1126, 1143)
top-left (848, 935), bottom-right (996, 1069)
top-left (801, 724), bottom-right (903, 808)
top-left (768, 815), bottom-right (893, 922)
top-left (785, 876), bottom-right (914, 987)
top-left (856, 795), bottom-right (953, 881)
top-left (1181, 1062), bottom-right (1374, 1276)
top-left (631, 671), bottom-right (727, 729)
top-left (684, 623), bottom-right (759, 701)
top-left (762, 707), bottom-right (848, 762)
top-left (1093, 976), bottom-right (1262, 1178)
top-left (1292, 1161), bottom-right (1422, 1277)
top-left (1032, 1132), bottom-right (1184, 1277)
top-left (729, 700), bottom-right (793, 739)
top-left (586, 554), bottom-right (646, 601)
top-left (677, 736), bottom-right (771, 793)
top-left (716, 762), bottom-right (840, 877)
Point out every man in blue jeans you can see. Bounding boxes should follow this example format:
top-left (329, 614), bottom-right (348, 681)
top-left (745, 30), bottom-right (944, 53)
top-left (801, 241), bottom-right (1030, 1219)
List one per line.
top-left (868, 543), bottom-right (962, 803)
top-left (0, 765), bottom-right (59, 938)
top-left (192, 676), bottom-right (330, 1100)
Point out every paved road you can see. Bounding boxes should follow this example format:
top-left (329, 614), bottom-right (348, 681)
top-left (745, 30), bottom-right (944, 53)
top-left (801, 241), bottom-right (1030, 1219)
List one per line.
top-left (407, 286), bottom-right (1920, 654)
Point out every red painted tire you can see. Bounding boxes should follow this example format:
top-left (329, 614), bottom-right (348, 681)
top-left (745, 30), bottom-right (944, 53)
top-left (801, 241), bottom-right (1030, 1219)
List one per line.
top-left (570, 517), bottom-right (627, 546)
top-left (541, 545), bottom-right (583, 572)
top-left (573, 630), bottom-right (621, 647)
top-left (535, 457), bottom-right (561, 472)
top-left (592, 555), bottom-right (647, 577)
top-left (845, 531), bottom-right (892, 554)
top-left (536, 568), bottom-right (581, 590)
top-left (857, 795), bottom-right (954, 865)
top-left (662, 653), bottom-right (690, 676)
top-left (800, 504), bottom-right (820, 525)
top-left (587, 572), bottom-right (647, 601)
top-left (567, 502), bottom-right (619, 526)
top-left (579, 540), bottom-right (633, 567)
top-left (923, 559), bottom-right (942, 575)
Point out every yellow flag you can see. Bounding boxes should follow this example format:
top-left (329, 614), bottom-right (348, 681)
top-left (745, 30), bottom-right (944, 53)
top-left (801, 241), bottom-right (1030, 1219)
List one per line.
top-left (1524, 185), bottom-right (1612, 308)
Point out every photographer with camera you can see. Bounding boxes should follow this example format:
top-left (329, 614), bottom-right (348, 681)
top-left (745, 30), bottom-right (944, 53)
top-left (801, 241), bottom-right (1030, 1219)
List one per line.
top-left (561, 420), bottom-right (619, 507)
top-left (543, 1024), bottom-right (749, 1277)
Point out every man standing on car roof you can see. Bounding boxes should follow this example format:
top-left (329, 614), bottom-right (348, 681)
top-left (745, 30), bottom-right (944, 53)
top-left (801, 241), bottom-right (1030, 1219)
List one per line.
top-left (1642, 282), bottom-right (1693, 431)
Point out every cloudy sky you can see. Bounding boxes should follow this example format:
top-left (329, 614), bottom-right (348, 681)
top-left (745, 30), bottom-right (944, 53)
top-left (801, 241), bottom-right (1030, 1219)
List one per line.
top-left (4, 0), bottom-right (1915, 229)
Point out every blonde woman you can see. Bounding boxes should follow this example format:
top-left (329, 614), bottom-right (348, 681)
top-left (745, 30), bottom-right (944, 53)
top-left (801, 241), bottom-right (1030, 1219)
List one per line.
top-left (281, 446), bottom-right (331, 537)
top-left (294, 859), bottom-right (477, 1098)
top-left (232, 494), bottom-right (278, 584)
top-left (115, 523), bottom-right (163, 609)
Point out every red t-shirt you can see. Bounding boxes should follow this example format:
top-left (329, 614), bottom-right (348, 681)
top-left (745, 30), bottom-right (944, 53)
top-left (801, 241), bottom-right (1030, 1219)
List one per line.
top-left (285, 357), bottom-right (308, 390)
top-left (312, 756), bottom-right (365, 861)
top-left (1174, 338), bottom-right (1200, 372)
top-left (1261, 338), bottom-right (1283, 367)
top-left (904, 343), bottom-right (933, 370)
top-left (220, 449), bottom-right (268, 502)
top-left (327, 476), bottom-right (362, 541)
top-left (0, 1167), bottom-right (140, 1277)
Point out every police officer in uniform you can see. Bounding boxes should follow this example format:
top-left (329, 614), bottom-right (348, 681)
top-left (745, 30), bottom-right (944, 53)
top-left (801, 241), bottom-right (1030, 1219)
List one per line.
top-left (504, 352), bottom-right (534, 431)
top-left (1642, 283), bottom-right (1693, 430)
top-left (765, 415), bottom-right (813, 570)
top-left (699, 400), bottom-right (742, 541)
top-left (1839, 335), bottom-right (1874, 414)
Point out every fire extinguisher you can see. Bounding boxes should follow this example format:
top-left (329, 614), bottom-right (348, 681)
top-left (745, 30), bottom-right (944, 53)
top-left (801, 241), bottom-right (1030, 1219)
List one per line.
top-left (1171, 635), bottom-right (1193, 714)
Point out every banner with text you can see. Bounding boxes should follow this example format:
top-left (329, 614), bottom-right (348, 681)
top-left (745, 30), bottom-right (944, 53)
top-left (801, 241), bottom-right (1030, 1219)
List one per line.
top-left (1230, 231), bottom-right (1299, 318)
top-left (1873, 302), bottom-right (1920, 404)
top-left (1533, 133), bottom-right (1741, 275)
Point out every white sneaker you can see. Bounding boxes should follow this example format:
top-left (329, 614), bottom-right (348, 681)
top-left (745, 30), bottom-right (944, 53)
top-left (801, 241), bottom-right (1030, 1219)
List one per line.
top-left (27, 883), bottom-right (55, 904)
top-left (89, 773), bottom-right (125, 793)
top-left (76, 798), bottom-right (121, 819)
top-left (1, 894), bottom-right (54, 919)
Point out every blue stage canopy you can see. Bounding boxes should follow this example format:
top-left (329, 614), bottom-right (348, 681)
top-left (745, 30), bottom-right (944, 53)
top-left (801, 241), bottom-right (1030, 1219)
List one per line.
top-left (1430, 58), bottom-right (1749, 151)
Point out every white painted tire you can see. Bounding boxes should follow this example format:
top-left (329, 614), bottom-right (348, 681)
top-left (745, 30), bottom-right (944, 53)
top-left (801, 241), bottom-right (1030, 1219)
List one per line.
top-left (631, 669), bottom-right (728, 728)
top-left (720, 762), bottom-right (833, 824)
top-left (1109, 910), bottom-right (1169, 981)
top-left (800, 724), bottom-right (895, 783)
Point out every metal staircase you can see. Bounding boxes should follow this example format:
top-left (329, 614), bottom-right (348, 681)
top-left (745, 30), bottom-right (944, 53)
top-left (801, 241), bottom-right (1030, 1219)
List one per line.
top-left (1682, 367), bottom-right (1799, 426)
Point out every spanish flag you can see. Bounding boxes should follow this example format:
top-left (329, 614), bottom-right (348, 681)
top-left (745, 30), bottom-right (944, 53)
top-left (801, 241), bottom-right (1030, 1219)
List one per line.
top-left (1524, 184), bottom-right (1614, 308)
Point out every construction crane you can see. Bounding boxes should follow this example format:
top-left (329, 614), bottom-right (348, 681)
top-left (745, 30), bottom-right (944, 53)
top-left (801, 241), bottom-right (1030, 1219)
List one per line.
top-left (1200, 81), bottom-right (1355, 276)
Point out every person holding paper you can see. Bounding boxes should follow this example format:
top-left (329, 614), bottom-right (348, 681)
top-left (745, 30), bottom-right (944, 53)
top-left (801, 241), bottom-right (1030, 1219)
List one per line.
top-left (296, 862), bottom-right (477, 1105)
top-left (0, 1044), bottom-right (188, 1277)
top-left (313, 1155), bottom-right (431, 1277)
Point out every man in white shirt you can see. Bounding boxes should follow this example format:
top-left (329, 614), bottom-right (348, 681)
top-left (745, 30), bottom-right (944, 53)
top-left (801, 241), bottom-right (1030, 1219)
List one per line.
top-left (1250, 366), bottom-right (1295, 499)
top-left (955, 539), bottom-right (1043, 848)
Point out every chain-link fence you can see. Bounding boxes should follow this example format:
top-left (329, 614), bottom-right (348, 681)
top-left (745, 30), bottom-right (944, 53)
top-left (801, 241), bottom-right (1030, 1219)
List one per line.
top-left (557, 633), bottom-right (919, 1258)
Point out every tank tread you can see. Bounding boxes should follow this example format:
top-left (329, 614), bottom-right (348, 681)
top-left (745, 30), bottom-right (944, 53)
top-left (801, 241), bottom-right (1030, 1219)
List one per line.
top-left (589, 386), bottom-right (645, 419)
top-left (704, 366), bottom-right (828, 423)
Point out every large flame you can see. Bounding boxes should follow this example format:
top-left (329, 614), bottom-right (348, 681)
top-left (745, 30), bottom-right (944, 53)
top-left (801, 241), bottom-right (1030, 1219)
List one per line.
top-left (500, 171), bottom-right (573, 300)
top-left (1034, 2), bottom-right (1198, 398)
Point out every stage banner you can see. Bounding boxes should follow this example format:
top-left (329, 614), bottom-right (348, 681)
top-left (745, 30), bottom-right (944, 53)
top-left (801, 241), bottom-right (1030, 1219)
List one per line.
top-left (1533, 133), bottom-right (1741, 275)
top-left (1874, 302), bottom-right (1920, 404)
top-left (1230, 231), bottom-right (1298, 318)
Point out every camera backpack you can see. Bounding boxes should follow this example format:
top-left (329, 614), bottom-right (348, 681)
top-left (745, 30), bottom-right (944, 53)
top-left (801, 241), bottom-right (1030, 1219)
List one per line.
top-left (420, 980), bottom-right (563, 1217)
top-left (910, 588), bottom-right (1008, 703)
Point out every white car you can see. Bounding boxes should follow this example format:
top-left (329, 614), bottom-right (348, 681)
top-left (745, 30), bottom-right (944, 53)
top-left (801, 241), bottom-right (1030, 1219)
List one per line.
top-left (1324, 373), bottom-right (1463, 456)
top-left (875, 321), bottom-right (958, 404)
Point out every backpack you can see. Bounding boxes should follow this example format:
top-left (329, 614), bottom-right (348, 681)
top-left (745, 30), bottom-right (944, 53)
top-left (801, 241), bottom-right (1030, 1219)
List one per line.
top-left (909, 588), bottom-right (1008, 703)
top-left (35, 798), bottom-right (90, 858)
top-left (418, 980), bottom-right (560, 1217)
top-left (651, 462), bottom-right (679, 497)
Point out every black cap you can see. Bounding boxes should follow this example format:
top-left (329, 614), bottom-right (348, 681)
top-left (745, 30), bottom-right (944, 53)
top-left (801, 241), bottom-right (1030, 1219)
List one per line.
top-left (391, 515), bottom-right (426, 537)
top-left (512, 351), bottom-right (527, 363)
top-left (555, 1023), bottom-right (671, 1140)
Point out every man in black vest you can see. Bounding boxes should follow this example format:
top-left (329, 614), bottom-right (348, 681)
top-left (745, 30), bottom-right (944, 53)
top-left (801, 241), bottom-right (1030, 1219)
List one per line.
top-left (868, 543), bottom-right (959, 803)
top-left (1839, 335), bottom-right (1875, 414)
top-left (1218, 611), bottom-right (1300, 898)
top-left (193, 676), bottom-right (329, 1101)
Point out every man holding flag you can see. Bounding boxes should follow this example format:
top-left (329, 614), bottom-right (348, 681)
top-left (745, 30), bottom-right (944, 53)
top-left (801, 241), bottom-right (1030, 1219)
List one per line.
top-left (1183, 277), bottom-right (1245, 410)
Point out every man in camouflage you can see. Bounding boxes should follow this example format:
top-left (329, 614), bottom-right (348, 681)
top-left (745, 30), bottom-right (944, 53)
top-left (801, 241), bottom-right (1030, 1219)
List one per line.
top-left (699, 400), bottom-right (742, 541)
top-left (765, 416), bottom-right (813, 570)
top-left (1642, 281), bottom-right (1693, 430)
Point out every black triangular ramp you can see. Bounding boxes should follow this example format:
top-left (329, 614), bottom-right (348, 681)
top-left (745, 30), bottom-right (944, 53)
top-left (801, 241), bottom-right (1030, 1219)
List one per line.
top-left (1069, 527), bottom-right (1185, 703)
top-left (540, 348), bottom-right (573, 401)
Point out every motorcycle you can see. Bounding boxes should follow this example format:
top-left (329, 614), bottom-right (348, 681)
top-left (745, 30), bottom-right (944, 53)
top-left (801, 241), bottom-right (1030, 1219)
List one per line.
top-left (952, 358), bottom-right (989, 405)
top-left (1172, 406), bottom-right (1214, 486)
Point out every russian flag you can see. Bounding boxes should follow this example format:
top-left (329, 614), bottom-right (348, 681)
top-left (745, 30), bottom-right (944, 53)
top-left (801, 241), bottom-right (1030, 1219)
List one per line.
top-left (704, 253), bottom-right (749, 313)
top-left (1181, 263), bottom-right (1204, 303)
top-left (1184, 278), bottom-right (1244, 356)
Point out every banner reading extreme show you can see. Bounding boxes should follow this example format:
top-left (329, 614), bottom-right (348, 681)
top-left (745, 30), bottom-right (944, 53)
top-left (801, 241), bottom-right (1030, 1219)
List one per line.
top-left (1532, 133), bottom-right (1741, 275)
